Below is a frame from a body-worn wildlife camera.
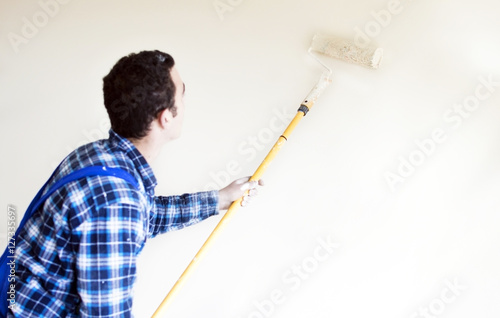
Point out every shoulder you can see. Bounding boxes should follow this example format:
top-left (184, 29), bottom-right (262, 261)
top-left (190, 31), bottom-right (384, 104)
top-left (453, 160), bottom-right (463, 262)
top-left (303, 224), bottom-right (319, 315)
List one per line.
top-left (87, 174), bottom-right (144, 208)
top-left (52, 141), bottom-right (148, 221)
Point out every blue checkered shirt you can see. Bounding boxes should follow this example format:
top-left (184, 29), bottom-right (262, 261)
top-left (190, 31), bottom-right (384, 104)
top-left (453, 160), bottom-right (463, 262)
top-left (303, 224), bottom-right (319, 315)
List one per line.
top-left (10, 130), bottom-right (219, 317)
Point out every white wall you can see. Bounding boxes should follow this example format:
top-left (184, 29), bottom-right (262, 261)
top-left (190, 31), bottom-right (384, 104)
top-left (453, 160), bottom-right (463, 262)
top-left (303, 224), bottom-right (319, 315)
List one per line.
top-left (1, 0), bottom-right (500, 317)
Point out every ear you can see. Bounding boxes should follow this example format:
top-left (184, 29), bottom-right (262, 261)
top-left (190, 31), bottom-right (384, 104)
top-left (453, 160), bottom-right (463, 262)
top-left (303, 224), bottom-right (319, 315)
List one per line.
top-left (157, 108), bottom-right (175, 129)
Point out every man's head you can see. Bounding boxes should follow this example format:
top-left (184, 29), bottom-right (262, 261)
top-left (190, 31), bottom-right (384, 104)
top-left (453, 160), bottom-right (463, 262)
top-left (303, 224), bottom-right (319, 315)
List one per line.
top-left (103, 50), bottom-right (184, 141)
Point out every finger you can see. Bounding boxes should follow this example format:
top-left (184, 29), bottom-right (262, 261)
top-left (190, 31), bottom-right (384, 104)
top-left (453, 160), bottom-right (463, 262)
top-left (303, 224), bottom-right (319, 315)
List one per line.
top-left (238, 178), bottom-right (263, 192)
top-left (240, 196), bottom-right (248, 207)
top-left (242, 195), bottom-right (252, 206)
top-left (248, 188), bottom-right (258, 197)
top-left (240, 180), bottom-right (257, 191)
top-left (248, 179), bottom-right (263, 188)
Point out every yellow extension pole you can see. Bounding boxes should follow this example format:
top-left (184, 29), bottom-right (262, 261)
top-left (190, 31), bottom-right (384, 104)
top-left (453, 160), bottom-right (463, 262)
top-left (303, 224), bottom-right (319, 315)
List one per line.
top-left (152, 75), bottom-right (330, 317)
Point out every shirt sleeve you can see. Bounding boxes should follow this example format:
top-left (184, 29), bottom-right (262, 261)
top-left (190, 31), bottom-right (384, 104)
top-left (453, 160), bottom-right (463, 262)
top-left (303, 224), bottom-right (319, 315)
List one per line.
top-left (148, 190), bottom-right (219, 238)
top-left (75, 203), bottom-right (145, 318)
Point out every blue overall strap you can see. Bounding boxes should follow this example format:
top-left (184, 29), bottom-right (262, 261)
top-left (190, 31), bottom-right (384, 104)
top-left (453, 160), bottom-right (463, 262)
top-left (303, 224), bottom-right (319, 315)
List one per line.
top-left (0, 166), bottom-right (138, 317)
top-left (17, 166), bottom-right (139, 240)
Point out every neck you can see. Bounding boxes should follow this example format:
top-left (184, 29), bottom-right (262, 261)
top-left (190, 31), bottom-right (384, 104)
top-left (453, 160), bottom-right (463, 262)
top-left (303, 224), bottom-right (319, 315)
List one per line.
top-left (128, 134), bottom-right (163, 164)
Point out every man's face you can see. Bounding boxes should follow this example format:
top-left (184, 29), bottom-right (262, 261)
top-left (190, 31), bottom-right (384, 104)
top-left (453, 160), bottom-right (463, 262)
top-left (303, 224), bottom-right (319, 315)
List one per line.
top-left (167, 66), bottom-right (185, 140)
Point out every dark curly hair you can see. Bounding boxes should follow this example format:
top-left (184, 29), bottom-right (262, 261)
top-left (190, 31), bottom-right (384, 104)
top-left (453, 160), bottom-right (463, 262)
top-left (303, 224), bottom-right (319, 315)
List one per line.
top-left (103, 50), bottom-right (176, 139)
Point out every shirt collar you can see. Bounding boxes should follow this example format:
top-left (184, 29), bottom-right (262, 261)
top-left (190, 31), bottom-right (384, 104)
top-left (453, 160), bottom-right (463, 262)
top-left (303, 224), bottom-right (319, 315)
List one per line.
top-left (108, 129), bottom-right (157, 194)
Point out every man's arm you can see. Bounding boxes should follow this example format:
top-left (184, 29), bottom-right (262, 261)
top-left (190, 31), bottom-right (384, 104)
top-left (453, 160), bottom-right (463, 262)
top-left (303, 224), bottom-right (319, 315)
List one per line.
top-left (76, 203), bottom-right (145, 317)
top-left (148, 177), bottom-right (263, 238)
top-left (149, 190), bottom-right (219, 238)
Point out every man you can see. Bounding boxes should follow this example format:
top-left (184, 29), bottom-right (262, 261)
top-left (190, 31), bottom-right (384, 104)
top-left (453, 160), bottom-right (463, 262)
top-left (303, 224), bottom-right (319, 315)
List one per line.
top-left (11, 50), bottom-right (262, 317)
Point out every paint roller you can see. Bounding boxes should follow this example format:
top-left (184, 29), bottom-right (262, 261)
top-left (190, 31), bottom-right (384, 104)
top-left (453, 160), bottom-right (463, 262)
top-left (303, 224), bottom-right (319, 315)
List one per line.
top-left (151, 34), bottom-right (383, 317)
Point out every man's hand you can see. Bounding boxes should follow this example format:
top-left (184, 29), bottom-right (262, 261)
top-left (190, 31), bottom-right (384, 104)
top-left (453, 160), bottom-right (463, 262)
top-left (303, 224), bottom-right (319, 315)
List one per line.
top-left (219, 177), bottom-right (264, 210)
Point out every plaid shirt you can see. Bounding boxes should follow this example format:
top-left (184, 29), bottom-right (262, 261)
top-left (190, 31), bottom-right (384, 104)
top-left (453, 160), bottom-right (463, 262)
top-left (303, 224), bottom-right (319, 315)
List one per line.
top-left (11, 130), bottom-right (219, 317)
